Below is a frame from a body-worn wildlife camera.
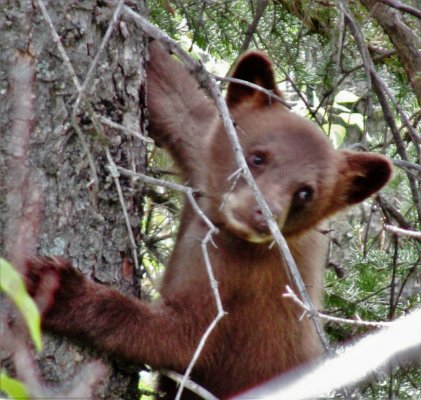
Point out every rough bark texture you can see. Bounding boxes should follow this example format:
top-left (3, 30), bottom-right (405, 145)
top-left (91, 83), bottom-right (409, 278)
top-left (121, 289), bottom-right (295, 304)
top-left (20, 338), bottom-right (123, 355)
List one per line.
top-left (359, 0), bottom-right (421, 107)
top-left (0, 1), bottom-right (147, 398)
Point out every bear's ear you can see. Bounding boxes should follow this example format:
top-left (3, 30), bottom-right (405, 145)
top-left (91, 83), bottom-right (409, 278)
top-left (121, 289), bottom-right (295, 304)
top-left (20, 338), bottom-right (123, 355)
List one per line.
top-left (337, 151), bottom-right (393, 206)
top-left (226, 51), bottom-right (283, 108)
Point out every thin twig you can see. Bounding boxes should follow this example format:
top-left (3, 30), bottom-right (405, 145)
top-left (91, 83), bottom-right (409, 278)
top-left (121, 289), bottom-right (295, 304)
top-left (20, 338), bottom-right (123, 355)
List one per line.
top-left (175, 230), bottom-right (225, 400)
top-left (71, 0), bottom-right (126, 186)
top-left (71, 0), bottom-right (126, 145)
top-left (277, 63), bottom-right (325, 127)
top-left (117, 167), bottom-right (215, 231)
top-left (215, 75), bottom-right (292, 108)
top-left (376, 194), bottom-right (412, 230)
top-left (283, 285), bottom-right (391, 328)
top-left (375, 77), bottom-right (421, 148)
top-left (105, 148), bottom-right (140, 273)
top-left (388, 237), bottom-right (399, 320)
top-left (384, 224), bottom-right (421, 240)
top-left (80, 0), bottom-right (125, 96)
top-left (207, 50), bottom-right (333, 354)
top-left (161, 369), bottom-right (218, 400)
top-left (97, 114), bottom-right (153, 143)
top-left (393, 159), bottom-right (421, 173)
top-left (37, 0), bottom-right (99, 187)
top-left (238, 0), bottom-right (269, 53)
top-left (36, 0), bottom-right (82, 92)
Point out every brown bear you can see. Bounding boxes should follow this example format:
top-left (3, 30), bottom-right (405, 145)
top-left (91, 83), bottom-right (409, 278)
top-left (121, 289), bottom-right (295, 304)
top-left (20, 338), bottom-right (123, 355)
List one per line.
top-left (24, 41), bottom-right (393, 399)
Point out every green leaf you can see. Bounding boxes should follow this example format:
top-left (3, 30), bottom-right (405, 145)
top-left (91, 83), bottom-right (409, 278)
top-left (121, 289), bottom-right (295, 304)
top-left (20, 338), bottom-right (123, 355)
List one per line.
top-left (322, 124), bottom-right (346, 148)
top-left (0, 370), bottom-right (28, 399)
top-left (0, 258), bottom-right (42, 352)
top-left (339, 112), bottom-right (365, 131)
top-left (139, 371), bottom-right (157, 400)
top-left (334, 90), bottom-right (360, 104)
top-left (332, 103), bottom-right (351, 112)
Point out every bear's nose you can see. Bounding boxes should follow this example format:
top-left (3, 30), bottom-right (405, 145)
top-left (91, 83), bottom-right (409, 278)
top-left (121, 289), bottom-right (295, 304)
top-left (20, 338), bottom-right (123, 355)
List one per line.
top-left (253, 203), bottom-right (282, 234)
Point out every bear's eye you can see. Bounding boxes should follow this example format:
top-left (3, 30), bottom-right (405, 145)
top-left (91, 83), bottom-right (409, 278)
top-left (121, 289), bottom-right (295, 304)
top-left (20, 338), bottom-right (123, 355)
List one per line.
top-left (248, 152), bottom-right (267, 168)
top-left (294, 186), bottom-right (314, 202)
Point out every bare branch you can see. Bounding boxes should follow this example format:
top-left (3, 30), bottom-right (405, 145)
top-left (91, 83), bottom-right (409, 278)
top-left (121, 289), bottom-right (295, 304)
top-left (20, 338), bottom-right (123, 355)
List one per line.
top-left (393, 159), bottom-right (421, 173)
top-left (161, 370), bottom-right (218, 400)
top-left (35, 0), bottom-right (82, 92)
top-left (384, 224), bottom-right (421, 240)
top-left (70, 0), bottom-right (126, 189)
top-left (215, 75), bottom-right (292, 108)
top-left (176, 230), bottom-right (226, 400)
top-left (235, 308), bottom-right (421, 399)
top-left (378, 0), bottom-right (421, 20)
top-left (36, 0), bottom-right (99, 187)
top-left (70, 0), bottom-right (126, 153)
top-left (105, 148), bottom-right (140, 273)
top-left (239, 0), bottom-right (270, 53)
top-left (117, 167), bottom-right (215, 232)
top-left (79, 0), bottom-right (126, 96)
top-left (376, 194), bottom-right (412, 229)
top-left (98, 114), bottom-right (153, 143)
top-left (283, 285), bottom-right (391, 328)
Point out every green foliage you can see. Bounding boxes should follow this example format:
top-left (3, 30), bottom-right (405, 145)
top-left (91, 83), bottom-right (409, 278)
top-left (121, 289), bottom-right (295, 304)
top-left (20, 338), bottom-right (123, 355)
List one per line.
top-left (322, 123), bottom-right (346, 148)
top-left (334, 90), bottom-right (360, 104)
top-left (324, 215), bottom-right (421, 397)
top-left (317, 90), bottom-right (366, 147)
top-left (0, 371), bottom-right (28, 400)
top-left (0, 263), bottom-right (42, 399)
top-left (139, 148), bottom-right (181, 293)
top-left (138, 371), bottom-right (157, 400)
top-left (0, 258), bottom-right (42, 352)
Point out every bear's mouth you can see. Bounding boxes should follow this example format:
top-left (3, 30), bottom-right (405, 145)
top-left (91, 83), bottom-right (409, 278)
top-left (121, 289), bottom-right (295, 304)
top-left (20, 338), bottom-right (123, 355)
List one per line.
top-left (223, 208), bottom-right (275, 243)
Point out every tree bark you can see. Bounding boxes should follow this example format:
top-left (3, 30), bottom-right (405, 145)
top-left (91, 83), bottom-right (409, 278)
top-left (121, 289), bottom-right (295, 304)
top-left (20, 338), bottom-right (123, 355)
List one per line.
top-left (359, 0), bottom-right (421, 107)
top-left (0, 1), bottom-right (148, 398)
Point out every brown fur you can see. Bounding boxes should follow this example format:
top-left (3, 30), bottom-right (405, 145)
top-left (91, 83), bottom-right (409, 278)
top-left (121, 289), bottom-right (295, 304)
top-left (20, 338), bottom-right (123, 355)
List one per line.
top-left (25, 42), bottom-right (393, 399)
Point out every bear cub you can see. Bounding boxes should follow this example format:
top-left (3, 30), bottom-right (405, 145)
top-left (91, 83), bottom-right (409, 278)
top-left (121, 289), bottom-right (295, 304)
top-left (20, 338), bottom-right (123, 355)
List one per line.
top-left (25, 41), bottom-right (392, 399)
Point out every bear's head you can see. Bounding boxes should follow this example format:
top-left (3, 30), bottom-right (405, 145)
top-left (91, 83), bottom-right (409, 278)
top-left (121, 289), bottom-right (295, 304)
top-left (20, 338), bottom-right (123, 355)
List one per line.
top-left (205, 51), bottom-right (393, 242)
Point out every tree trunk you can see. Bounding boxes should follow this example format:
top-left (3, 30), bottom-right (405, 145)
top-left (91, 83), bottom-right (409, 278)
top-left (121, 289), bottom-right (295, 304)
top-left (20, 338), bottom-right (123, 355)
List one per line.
top-left (0, 1), bottom-right (148, 398)
top-left (359, 0), bottom-right (421, 107)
